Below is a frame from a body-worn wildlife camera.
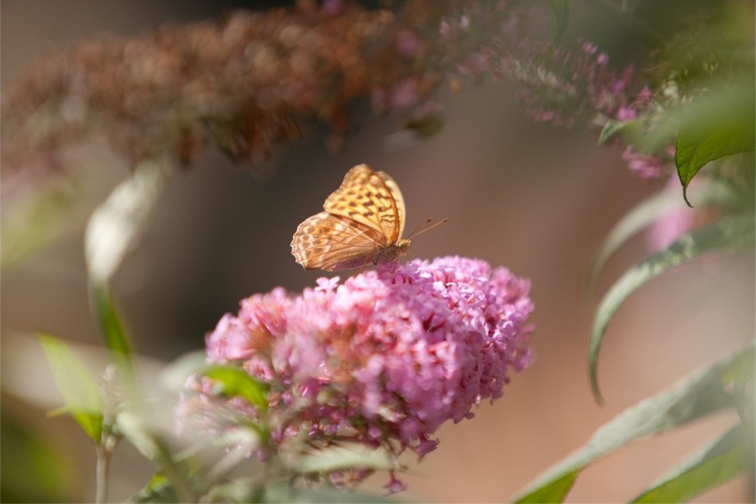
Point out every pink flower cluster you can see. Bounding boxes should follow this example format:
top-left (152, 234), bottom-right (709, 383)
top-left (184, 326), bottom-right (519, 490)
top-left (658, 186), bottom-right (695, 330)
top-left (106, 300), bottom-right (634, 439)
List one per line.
top-left (494, 40), bottom-right (671, 180)
top-left (496, 40), bottom-right (636, 128)
top-left (180, 256), bottom-right (534, 489)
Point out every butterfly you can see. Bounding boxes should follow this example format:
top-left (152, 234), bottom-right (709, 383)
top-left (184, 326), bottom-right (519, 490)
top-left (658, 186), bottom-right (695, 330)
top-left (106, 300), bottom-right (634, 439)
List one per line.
top-left (291, 164), bottom-right (443, 271)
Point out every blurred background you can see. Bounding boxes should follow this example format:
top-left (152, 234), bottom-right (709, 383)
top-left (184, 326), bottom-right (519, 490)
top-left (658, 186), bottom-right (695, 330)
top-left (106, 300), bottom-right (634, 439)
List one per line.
top-left (2, 1), bottom-right (753, 502)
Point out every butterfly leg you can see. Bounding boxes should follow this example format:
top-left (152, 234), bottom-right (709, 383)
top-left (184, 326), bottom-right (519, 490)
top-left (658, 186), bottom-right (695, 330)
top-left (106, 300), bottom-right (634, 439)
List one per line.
top-left (357, 256), bottom-right (371, 274)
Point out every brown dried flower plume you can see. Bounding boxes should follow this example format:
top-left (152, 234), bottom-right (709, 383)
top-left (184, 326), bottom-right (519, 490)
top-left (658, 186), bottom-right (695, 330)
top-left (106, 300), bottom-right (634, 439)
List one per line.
top-left (2, 0), bottom-right (521, 187)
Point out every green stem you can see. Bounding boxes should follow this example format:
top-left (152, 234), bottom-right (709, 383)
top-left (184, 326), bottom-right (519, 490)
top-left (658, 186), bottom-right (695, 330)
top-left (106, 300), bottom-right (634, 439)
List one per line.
top-left (95, 443), bottom-right (111, 504)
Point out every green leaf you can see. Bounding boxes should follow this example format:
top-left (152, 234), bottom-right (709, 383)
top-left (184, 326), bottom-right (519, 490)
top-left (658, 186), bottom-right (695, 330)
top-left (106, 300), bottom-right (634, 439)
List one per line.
top-left (675, 80), bottom-right (756, 206)
top-left (513, 344), bottom-right (753, 503)
top-left (1, 412), bottom-right (81, 503)
top-left (126, 473), bottom-right (180, 504)
top-left (589, 190), bottom-right (684, 292)
top-left (84, 161), bottom-right (164, 377)
top-left (118, 412), bottom-right (193, 503)
top-left (590, 213), bottom-right (755, 402)
top-left (632, 425), bottom-right (753, 503)
top-left (1, 181), bottom-right (76, 270)
top-left (296, 445), bottom-right (395, 474)
top-left (514, 471), bottom-right (579, 504)
top-left (207, 483), bottom-right (397, 504)
top-left (89, 282), bottom-right (134, 376)
top-left (588, 178), bottom-right (734, 293)
top-left (598, 118), bottom-right (632, 145)
top-left (159, 350), bottom-right (209, 392)
top-left (546, 0), bottom-right (568, 44)
top-left (84, 161), bottom-right (165, 284)
top-left (202, 365), bottom-right (270, 411)
top-left (39, 334), bottom-right (103, 441)
top-left (247, 482), bottom-right (398, 503)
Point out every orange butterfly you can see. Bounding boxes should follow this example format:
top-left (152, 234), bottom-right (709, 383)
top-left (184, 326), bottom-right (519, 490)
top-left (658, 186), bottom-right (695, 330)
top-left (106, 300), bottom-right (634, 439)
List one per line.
top-left (291, 164), bottom-right (442, 271)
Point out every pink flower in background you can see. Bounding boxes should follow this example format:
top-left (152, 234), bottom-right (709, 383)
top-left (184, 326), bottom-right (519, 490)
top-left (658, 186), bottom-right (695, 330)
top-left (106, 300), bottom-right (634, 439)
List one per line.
top-left (646, 176), bottom-right (702, 252)
top-left (622, 145), bottom-right (665, 180)
top-left (179, 256), bottom-right (535, 490)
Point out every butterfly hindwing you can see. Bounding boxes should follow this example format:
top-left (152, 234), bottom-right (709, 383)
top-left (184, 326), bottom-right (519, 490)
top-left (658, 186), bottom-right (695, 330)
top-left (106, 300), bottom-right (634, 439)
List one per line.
top-left (291, 212), bottom-right (384, 271)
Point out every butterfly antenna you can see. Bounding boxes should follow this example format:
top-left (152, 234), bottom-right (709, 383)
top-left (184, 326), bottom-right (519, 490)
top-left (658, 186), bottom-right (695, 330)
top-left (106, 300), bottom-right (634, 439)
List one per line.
top-left (407, 218), bottom-right (448, 240)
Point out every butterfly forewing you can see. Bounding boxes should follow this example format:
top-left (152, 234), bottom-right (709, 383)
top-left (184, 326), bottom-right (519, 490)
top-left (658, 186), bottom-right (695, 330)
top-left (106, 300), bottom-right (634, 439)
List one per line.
top-left (375, 170), bottom-right (406, 239)
top-left (323, 165), bottom-right (404, 244)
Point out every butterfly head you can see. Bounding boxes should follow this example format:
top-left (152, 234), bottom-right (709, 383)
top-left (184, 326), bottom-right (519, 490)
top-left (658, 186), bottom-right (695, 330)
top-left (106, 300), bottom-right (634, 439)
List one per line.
top-left (397, 238), bottom-right (412, 254)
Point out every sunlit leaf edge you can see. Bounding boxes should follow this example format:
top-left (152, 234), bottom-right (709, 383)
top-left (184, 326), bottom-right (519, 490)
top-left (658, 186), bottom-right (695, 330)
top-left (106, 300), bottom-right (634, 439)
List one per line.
top-left (39, 334), bottom-right (104, 441)
top-left (546, 0), bottom-right (568, 44)
top-left (631, 425), bottom-right (752, 503)
top-left (201, 365), bottom-right (270, 411)
top-left (588, 177), bottom-right (735, 294)
top-left (589, 213), bottom-right (755, 402)
top-left (512, 343), bottom-right (752, 503)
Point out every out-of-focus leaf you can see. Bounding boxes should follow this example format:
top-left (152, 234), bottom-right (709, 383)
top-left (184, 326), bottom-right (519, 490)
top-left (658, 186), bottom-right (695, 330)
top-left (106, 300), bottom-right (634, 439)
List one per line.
top-left (676, 81), bottom-right (756, 206)
top-left (513, 344), bottom-right (753, 503)
top-left (1, 411), bottom-right (81, 503)
top-left (90, 283), bottom-right (133, 374)
top-left (516, 471), bottom-right (579, 504)
top-left (546, 0), bottom-right (568, 43)
top-left (590, 213), bottom-right (755, 402)
top-left (130, 473), bottom-right (178, 503)
top-left (259, 482), bottom-right (397, 503)
top-left (159, 351), bottom-right (209, 392)
top-left (118, 411), bottom-right (193, 503)
top-left (588, 178), bottom-right (734, 292)
top-left (39, 334), bottom-right (103, 441)
top-left (84, 161), bottom-right (164, 284)
top-left (296, 445), bottom-right (395, 474)
top-left (85, 162), bottom-right (164, 378)
top-left (202, 365), bottom-right (270, 411)
top-left (598, 118), bottom-right (632, 145)
top-left (632, 425), bottom-right (753, 503)
top-left (1, 182), bottom-right (76, 270)
top-left (589, 190), bottom-right (683, 291)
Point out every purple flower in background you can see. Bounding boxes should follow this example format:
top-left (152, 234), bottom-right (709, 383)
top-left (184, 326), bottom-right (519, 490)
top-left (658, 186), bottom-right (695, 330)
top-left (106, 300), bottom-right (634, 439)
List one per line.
top-left (179, 256), bottom-right (535, 490)
top-left (622, 144), bottom-right (675, 181)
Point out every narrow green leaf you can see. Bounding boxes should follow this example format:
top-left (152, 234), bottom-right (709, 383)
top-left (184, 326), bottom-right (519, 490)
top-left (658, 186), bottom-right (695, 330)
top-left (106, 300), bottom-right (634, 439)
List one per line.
top-left (130, 473), bottom-right (178, 503)
top-left (39, 334), bottom-right (103, 441)
top-left (589, 191), bottom-right (684, 292)
top-left (588, 178), bottom-right (734, 293)
top-left (546, 0), bottom-right (568, 44)
top-left (84, 161), bottom-right (164, 376)
top-left (296, 445), bottom-right (394, 474)
top-left (202, 365), bottom-right (270, 411)
top-left (512, 344), bottom-right (752, 503)
top-left (590, 214), bottom-right (755, 402)
top-left (515, 471), bottom-right (579, 504)
top-left (89, 282), bottom-right (134, 376)
top-left (263, 483), bottom-right (398, 503)
top-left (598, 119), bottom-right (631, 145)
top-left (632, 425), bottom-right (753, 503)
